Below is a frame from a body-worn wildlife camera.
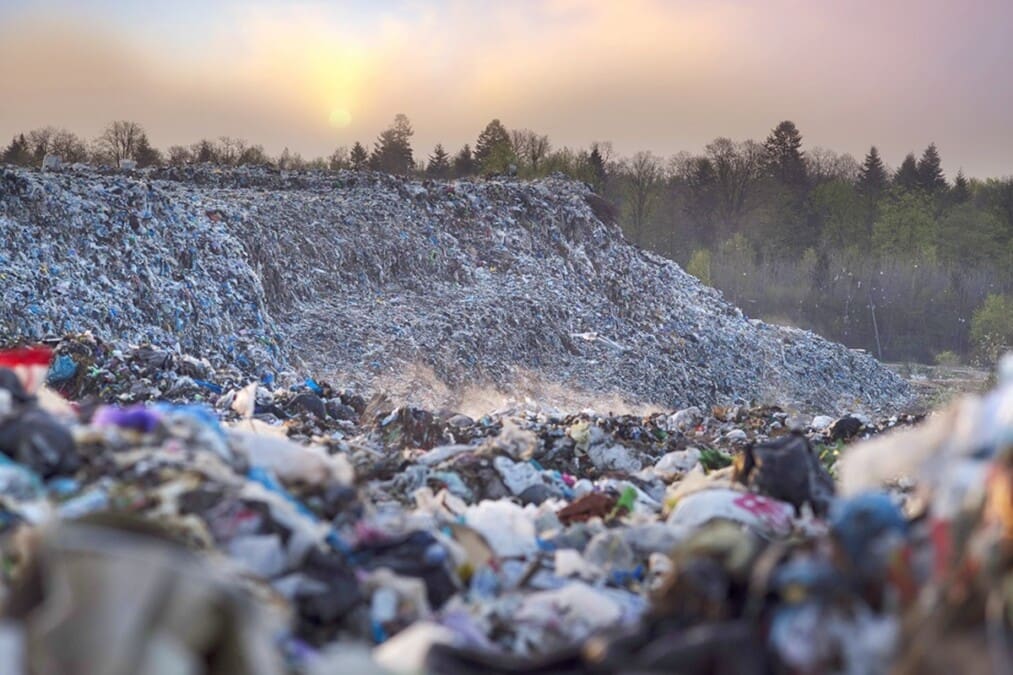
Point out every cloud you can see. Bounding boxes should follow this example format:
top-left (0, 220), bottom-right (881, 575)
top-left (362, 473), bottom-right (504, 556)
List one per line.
top-left (1, 0), bottom-right (1011, 176)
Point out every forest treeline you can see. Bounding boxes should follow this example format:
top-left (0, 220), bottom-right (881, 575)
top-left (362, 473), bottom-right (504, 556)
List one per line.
top-left (3, 117), bottom-right (1012, 365)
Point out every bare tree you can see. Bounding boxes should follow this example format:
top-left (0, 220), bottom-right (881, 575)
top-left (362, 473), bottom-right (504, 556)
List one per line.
top-left (704, 138), bottom-right (763, 235)
top-left (167, 145), bottom-right (193, 166)
top-left (49, 129), bottom-right (89, 163)
top-left (26, 127), bottom-right (55, 161)
top-left (626, 150), bottom-right (664, 240)
top-left (526, 132), bottom-right (551, 173)
top-left (97, 120), bottom-right (145, 164)
top-left (328, 146), bottom-right (350, 170)
top-left (806, 146), bottom-right (860, 184)
top-left (510, 129), bottom-right (552, 174)
top-left (216, 137), bottom-right (249, 165)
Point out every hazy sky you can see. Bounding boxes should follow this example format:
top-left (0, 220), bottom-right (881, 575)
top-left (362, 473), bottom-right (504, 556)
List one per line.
top-left (2, 0), bottom-right (1011, 177)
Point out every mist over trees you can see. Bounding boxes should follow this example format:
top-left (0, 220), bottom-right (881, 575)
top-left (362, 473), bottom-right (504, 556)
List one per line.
top-left (3, 115), bottom-right (1011, 365)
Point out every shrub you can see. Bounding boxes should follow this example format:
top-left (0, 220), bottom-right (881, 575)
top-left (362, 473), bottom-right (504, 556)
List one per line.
top-left (686, 249), bottom-right (712, 285)
top-left (933, 350), bottom-right (961, 367)
top-left (970, 294), bottom-right (1013, 365)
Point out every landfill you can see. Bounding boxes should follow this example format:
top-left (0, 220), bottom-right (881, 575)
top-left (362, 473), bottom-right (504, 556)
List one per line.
top-left (0, 336), bottom-right (1008, 674)
top-left (1, 164), bottom-right (911, 413)
top-left (2, 165), bottom-right (1008, 674)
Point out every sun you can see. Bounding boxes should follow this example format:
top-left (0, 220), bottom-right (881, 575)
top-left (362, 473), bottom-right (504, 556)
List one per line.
top-left (329, 108), bottom-right (352, 128)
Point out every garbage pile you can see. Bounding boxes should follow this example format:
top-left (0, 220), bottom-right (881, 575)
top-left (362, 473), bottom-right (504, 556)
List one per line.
top-left (0, 345), bottom-right (1008, 674)
top-left (1, 165), bottom-right (910, 413)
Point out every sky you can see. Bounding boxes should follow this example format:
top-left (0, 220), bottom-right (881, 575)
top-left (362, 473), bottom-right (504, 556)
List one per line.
top-left (1, 0), bottom-right (1011, 177)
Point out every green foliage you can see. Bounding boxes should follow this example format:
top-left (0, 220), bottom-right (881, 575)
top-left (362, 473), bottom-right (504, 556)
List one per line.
top-left (814, 440), bottom-right (844, 477)
top-left (452, 144), bottom-right (476, 177)
top-left (872, 189), bottom-right (937, 258)
top-left (763, 120), bottom-right (807, 189)
top-left (587, 144), bottom-right (607, 189)
top-left (426, 144), bottom-right (451, 178)
top-left (893, 153), bottom-right (920, 192)
top-left (474, 119), bottom-right (514, 174)
top-left (951, 170), bottom-right (971, 204)
top-left (917, 143), bottom-right (947, 194)
top-left (856, 146), bottom-right (888, 201)
top-left (480, 142), bottom-right (516, 175)
top-left (370, 114), bottom-right (415, 174)
top-left (933, 350), bottom-right (961, 366)
top-left (686, 249), bottom-right (712, 285)
top-left (699, 448), bottom-right (732, 472)
top-left (936, 203), bottom-right (1004, 267)
top-left (1, 134), bottom-right (31, 165)
top-left (812, 179), bottom-right (866, 250)
top-left (349, 142), bottom-right (369, 170)
top-left (970, 294), bottom-right (1013, 365)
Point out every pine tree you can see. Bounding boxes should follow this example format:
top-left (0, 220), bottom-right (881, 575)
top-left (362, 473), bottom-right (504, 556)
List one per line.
top-left (894, 153), bottom-right (921, 191)
top-left (1, 134), bottom-right (31, 166)
top-left (856, 146), bottom-right (888, 200)
top-left (951, 169), bottom-right (971, 204)
top-left (453, 144), bottom-right (476, 177)
top-left (370, 113), bottom-right (414, 174)
top-left (762, 120), bottom-right (807, 189)
top-left (426, 143), bottom-right (451, 179)
top-left (917, 143), bottom-right (947, 194)
top-left (474, 119), bottom-right (513, 173)
top-left (349, 142), bottom-right (368, 170)
top-left (588, 144), bottom-right (607, 189)
top-left (133, 133), bottom-right (162, 168)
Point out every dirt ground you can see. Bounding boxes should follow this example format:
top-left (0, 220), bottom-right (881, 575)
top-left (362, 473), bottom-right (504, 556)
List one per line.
top-left (887, 361), bottom-right (992, 411)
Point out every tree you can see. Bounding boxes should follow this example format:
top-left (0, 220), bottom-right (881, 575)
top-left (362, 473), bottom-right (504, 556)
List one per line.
top-left (133, 133), bottom-right (162, 167)
top-left (49, 129), bottom-right (89, 163)
top-left (893, 153), bottom-right (921, 192)
top-left (277, 147), bottom-right (306, 170)
top-left (370, 113), bottom-right (414, 174)
top-left (686, 248), bottom-right (712, 284)
top-left (970, 294), bottom-right (1013, 365)
top-left (805, 147), bottom-right (859, 185)
top-left (511, 129), bottom-right (551, 175)
top-left (426, 144), bottom-right (451, 178)
top-left (192, 139), bottom-right (216, 164)
top-left (763, 120), bottom-right (807, 189)
top-left (349, 142), bottom-right (369, 170)
top-left (856, 146), bottom-right (889, 201)
top-left (238, 144), bottom-right (269, 166)
top-left (453, 144), bottom-right (476, 177)
top-left (587, 143), bottom-right (608, 189)
top-left (951, 169), bottom-right (971, 204)
top-left (474, 119), bottom-right (514, 174)
top-left (214, 137), bottom-right (242, 165)
top-left (936, 203), bottom-right (1004, 267)
top-left (27, 127), bottom-right (55, 164)
top-left (812, 180), bottom-right (866, 251)
top-left (872, 189), bottom-right (937, 256)
top-left (625, 150), bottom-right (663, 240)
top-left (917, 143), bottom-right (947, 194)
top-left (328, 146), bottom-right (350, 171)
top-left (1, 134), bottom-right (31, 165)
top-left (704, 137), bottom-right (763, 238)
top-left (168, 145), bottom-right (193, 166)
top-left (97, 120), bottom-right (145, 164)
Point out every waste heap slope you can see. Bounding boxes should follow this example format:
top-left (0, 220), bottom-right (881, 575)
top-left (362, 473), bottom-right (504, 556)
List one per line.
top-left (0, 166), bottom-right (911, 412)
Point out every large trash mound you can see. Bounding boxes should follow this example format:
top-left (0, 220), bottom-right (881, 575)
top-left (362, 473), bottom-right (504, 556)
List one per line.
top-left (0, 165), bottom-right (910, 412)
